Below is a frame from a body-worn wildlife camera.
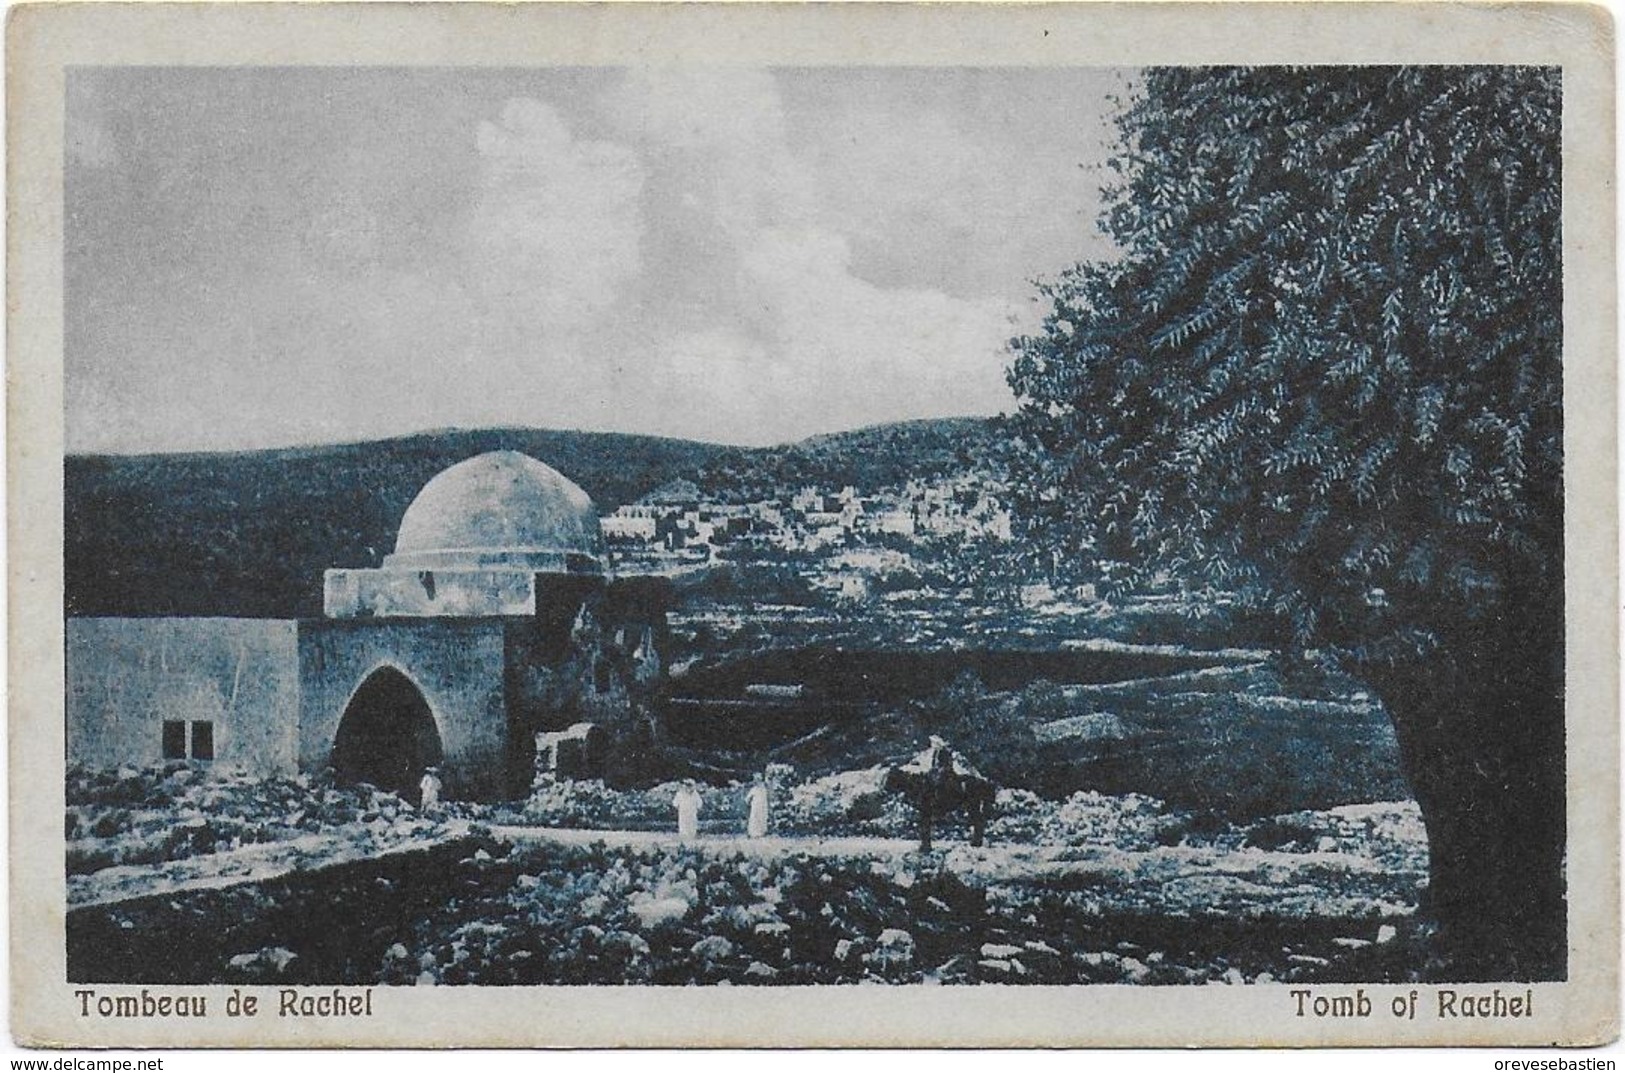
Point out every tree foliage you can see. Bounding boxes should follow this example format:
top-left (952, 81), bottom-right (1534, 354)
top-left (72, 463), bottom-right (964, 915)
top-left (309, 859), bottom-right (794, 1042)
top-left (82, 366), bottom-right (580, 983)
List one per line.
top-left (1008, 66), bottom-right (1562, 665)
top-left (1006, 67), bottom-right (1566, 979)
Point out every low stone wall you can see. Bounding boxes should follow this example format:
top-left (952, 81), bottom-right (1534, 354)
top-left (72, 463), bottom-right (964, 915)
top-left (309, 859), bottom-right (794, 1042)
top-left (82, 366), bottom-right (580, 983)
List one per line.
top-left (67, 618), bottom-right (301, 774)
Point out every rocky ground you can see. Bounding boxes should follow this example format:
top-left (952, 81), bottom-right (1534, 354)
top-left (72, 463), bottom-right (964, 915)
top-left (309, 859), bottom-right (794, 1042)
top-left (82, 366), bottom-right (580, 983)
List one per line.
top-left (66, 765), bottom-right (1430, 985)
top-left (70, 830), bottom-right (1430, 986)
top-left (66, 765), bottom-right (463, 905)
top-left (373, 839), bottom-right (1415, 985)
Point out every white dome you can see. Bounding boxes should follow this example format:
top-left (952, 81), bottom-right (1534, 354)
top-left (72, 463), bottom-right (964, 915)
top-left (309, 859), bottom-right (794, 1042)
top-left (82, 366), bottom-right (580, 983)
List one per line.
top-left (387, 451), bottom-right (603, 574)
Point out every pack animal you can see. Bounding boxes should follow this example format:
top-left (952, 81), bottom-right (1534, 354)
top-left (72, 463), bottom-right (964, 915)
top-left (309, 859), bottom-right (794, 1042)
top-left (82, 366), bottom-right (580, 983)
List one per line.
top-left (884, 738), bottom-right (995, 851)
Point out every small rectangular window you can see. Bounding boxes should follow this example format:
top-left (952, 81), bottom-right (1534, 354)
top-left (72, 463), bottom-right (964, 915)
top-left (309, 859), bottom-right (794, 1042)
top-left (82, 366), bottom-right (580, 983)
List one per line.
top-left (162, 721), bottom-right (186, 760)
top-left (190, 720), bottom-right (214, 761)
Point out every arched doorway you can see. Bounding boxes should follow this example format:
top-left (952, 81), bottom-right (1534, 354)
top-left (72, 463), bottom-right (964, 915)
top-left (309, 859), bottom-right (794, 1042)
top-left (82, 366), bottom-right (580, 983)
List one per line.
top-left (331, 667), bottom-right (444, 802)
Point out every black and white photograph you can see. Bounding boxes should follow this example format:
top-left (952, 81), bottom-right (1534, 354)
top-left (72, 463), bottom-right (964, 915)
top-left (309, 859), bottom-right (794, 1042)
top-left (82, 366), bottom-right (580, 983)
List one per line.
top-left (9, 1), bottom-right (1617, 1051)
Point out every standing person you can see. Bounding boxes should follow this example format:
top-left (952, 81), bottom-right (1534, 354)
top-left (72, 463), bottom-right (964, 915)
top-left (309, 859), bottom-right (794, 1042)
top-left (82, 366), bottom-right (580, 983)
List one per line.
top-left (418, 767), bottom-right (443, 812)
top-left (746, 773), bottom-right (770, 839)
top-left (674, 780), bottom-right (702, 839)
top-left (920, 737), bottom-right (953, 852)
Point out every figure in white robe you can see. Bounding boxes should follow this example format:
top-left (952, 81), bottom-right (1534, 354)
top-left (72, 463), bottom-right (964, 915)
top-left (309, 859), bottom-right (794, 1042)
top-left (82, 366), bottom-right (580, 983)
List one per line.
top-left (746, 778), bottom-right (770, 839)
top-left (419, 768), bottom-right (443, 812)
top-left (674, 782), bottom-right (702, 839)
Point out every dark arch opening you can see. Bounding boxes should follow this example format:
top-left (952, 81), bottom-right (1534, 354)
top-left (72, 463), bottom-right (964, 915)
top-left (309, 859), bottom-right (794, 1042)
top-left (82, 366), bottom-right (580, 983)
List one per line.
top-left (331, 667), bottom-right (444, 803)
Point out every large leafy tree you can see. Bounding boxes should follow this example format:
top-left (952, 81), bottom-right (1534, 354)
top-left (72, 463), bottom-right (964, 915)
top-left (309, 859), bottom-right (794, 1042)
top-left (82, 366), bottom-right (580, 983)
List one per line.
top-left (1008, 67), bottom-right (1563, 979)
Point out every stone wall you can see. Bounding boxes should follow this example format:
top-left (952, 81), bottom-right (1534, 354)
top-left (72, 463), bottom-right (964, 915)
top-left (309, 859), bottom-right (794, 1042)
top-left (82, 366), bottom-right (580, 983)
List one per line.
top-left (323, 567), bottom-right (538, 619)
top-left (66, 618), bottom-right (301, 774)
top-left (69, 591), bottom-right (668, 801)
top-left (296, 619), bottom-right (511, 799)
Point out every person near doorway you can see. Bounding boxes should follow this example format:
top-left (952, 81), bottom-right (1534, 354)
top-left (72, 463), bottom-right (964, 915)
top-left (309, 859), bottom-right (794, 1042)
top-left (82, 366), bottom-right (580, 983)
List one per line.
top-left (674, 780), bottom-right (702, 839)
top-left (419, 767), bottom-right (443, 812)
top-left (745, 773), bottom-right (770, 839)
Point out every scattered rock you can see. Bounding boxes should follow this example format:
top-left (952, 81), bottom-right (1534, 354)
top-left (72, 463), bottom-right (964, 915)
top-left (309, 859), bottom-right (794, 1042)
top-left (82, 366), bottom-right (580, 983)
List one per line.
top-left (875, 928), bottom-right (915, 965)
top-left (603, 931), bottom-right (650, 959)
top-left (629, 895), bottom-right (690, 929)
top-left (690, 935), bottom-right (736, 962)
top-left (745, 961), bottom-right (778, 980)
top-left (228, 946), bottom-right (298, 975)
top-left (1376, 925), bottom-right (1398, 944)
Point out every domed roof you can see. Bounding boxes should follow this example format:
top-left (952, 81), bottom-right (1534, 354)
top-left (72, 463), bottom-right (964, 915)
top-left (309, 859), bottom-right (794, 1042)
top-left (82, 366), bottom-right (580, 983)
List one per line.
top-left (388, 451), bottom-right (603, 573)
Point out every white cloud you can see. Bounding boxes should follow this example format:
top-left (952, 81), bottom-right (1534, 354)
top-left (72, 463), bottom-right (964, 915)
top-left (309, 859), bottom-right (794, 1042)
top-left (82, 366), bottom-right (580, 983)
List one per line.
top-left (735, 227), bottom-right (1019, 438)
top-left (798, 97), bottom-right (1112, 298)
top-left (600, 69), bottom-right (1019, 443)
top-left (806, 107), bottom-right (986, 246)
top-left (466, 98), bottom-right (645, 341)
top-left (605, 68), bottom-right (817, 241)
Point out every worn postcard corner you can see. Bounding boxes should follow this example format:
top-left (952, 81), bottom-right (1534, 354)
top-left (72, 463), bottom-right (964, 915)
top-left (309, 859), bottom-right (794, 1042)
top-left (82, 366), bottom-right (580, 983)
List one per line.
top-left (7, 0), bottom-right (1618, 1051)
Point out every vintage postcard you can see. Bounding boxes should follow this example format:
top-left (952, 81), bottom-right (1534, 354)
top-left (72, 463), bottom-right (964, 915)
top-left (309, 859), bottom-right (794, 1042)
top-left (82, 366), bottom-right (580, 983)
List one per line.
top-left (8, 1), bottom-right (1617, 1050)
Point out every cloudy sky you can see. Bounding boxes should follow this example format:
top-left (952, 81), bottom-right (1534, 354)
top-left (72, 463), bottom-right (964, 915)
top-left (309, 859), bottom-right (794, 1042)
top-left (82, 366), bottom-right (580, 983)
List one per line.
top-left (66, 67), bottom-right (1124, 454)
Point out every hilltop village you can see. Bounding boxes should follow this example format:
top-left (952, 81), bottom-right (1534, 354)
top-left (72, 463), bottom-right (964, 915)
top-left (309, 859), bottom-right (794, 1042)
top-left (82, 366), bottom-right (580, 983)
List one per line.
top-left (603, 474), bottom-right (1015, 588)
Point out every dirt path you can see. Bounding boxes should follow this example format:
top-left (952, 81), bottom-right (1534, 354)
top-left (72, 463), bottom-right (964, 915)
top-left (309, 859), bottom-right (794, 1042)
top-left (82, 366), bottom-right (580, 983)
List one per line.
top-left (69, 820), bottom-right (1022, 909)
top-left (67, 823), bottom-right (473, 908)
top-left (67, 822), bottom-right (949, 909)
top-left (71, 820), bottom-right (1422, 925)
top-left (487, 825), bottom-right (1115, 877)
top-left (489, 824), bottom-right (929, 857)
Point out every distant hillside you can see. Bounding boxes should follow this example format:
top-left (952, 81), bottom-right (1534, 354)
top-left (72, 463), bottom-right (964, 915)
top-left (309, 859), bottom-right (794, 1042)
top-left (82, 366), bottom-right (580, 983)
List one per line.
top-left (693, 416), bottom-right (1012, 503)
top-left (66, 428), bottom-right (729, 619)
top-left (66, 418), bottom-right (1009, 618)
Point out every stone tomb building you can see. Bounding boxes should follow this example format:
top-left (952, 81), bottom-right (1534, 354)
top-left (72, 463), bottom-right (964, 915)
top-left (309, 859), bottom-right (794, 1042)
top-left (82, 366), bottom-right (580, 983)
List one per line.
top-left (66, 452), bottom-right (668, 800)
